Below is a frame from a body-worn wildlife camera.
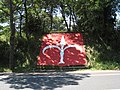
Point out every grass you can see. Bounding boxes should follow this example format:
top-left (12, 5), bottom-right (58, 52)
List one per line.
top-left (89, 61), bottom-right (120, 70)
top-left (0, 67), bottom-right (12, 72)
top-left (0, 62), bottom-right (120, 73)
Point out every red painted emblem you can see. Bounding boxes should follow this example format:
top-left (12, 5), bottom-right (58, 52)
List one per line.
top-left (37, 33), bottom-right (87, 66)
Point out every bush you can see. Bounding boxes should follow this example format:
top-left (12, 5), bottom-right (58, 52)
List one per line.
top-left (0, 41), bottom-right (9, 67)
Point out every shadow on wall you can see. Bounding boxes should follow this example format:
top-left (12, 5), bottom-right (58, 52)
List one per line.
top-left (0, 73), bottom-right (90, 90)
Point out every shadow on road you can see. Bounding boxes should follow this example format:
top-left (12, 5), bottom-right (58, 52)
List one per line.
top-left (0, 72), bottom-right (90, 90)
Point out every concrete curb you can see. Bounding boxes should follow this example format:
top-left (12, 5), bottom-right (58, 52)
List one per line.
top-left (0, 70), bottom-right (120, 76)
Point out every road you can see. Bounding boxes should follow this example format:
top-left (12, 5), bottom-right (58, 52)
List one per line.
top-left (0, 70), bottom-right (120, 90)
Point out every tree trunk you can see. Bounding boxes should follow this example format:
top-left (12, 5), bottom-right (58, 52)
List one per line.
top-left (50, 6), bottom-right (53, 31)
top-left (68, 4), bottom-right (72, 31)
top-left (60, 4), bottom-right (70, 32)
top-left (72, 0), bottom-right (76, 30)
top-left (24, 0), bottom-right (29, 39)
top-left (19, 13), bottom-right (23, 37)
top-left (9, 0), bottom-right (15, 70)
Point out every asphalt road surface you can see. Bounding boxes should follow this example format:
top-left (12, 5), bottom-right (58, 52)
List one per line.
top-left (0, 70), bottom-right (120, 90)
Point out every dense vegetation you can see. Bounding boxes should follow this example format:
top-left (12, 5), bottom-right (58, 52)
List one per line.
top-left (0, 0), bottom-right (120, 72)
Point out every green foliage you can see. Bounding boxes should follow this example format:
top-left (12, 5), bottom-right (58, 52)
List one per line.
top-left (85, 34), bottom-right (120, 70)
top-left (0, 41), bottom-right (9, 67)
top-left (86, 45), bottom-right (120, 70)
top-left (0, 0), bottom-right (120, 71)
top-left (0, 67), bottom-right (12, 72)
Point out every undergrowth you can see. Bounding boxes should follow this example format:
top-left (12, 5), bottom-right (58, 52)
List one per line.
top-left (85, 45), bottom-right (120, 70)
top-left (0, 31), bottom-right (120, 72)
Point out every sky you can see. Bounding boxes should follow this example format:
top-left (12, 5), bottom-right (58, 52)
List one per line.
top-left (116, 12), bottom-right (120, 20)
top-left (0, 10), bottom-right (120, 28)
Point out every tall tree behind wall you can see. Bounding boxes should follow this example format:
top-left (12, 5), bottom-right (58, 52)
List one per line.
top-left (75, 0), bottom-right (117, 43)
top-left (9, 0), bottom-right (15, 69)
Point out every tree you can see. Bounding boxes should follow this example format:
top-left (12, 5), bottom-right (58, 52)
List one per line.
top-left (0, 0), bottom-right (120, 70)
top-left (9, 0), bottom-right (15, 69)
